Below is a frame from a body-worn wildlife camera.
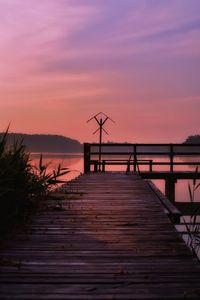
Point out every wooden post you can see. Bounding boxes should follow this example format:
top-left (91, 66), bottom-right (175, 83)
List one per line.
top-left (134, 144), bottom-right (137, 172)
top-left (165, 176), bottom-right (176, 203)
top-left (170, 144), bottom-right (174, 172)
top-left (149, 160), bottom-right (153, 172)
top-left (102, 160), bottom-right (105, 172)
top-left (84, 143), bottom-right (91, 173)
top-left (94, 161), bottom-right (98, 173)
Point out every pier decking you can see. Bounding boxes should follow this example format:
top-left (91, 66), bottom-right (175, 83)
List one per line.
top-left (0, 173), bottom-right (200, 299)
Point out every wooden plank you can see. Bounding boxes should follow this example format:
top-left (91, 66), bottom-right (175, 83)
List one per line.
top-left (146, 180), bottom-right (182, 224)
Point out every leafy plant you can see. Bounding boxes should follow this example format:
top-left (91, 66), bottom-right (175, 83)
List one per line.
top-left (0, 129), bottom-right (70, 234)
top-left (183, 167), bottom-right (200, 257)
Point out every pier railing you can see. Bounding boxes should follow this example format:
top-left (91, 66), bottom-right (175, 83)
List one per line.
top-left (84, 143), bottom-right (200, 203)
top-left (84, 143), bottom-right (200, 173)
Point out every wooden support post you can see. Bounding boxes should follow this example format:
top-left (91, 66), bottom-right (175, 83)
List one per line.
top-left (94, 161), bottom-right (98, 173)
top-left (149, 160), bottom-right (153, 172)
top-left (102, 161), bottom-right (105, 172)
top-left (134, 144), bottom-right (137, 172)
top-left (170, 144), bottom-right (174, 172)
top-left (165, 176), bottom-right (177, 203)
top-left (84, 143), bottom-right (91, 173)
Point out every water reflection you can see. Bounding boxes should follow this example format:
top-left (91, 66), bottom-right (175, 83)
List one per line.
top-left (30, 153), bottom-right (200, 202)
top-left (30, 153), bottom-right (83, 182)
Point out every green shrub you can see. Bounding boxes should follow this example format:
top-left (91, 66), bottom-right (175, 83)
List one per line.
top-left (0, 129), bottom-right (69, 234)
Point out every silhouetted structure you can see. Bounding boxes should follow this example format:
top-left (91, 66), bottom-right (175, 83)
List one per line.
top-left (87, 112), bottom-right (114, 171)
top-left (84, 142), bottom-right (200, 203)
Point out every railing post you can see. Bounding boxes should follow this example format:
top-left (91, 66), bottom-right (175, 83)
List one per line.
top-left (94, 161), bottom-right (98, 173)
top-left (84, 143), bottom-right (91, 173)
top-left (170, 144), bottom-right (174, 172)
top-left (102, 160), bottom-right (105, 172)
top-left (134, 144), bottom-right (137, 172)
top-left (149, 160), bottom-right (153, 172)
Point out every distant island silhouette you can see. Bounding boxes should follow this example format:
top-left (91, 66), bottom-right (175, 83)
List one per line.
top-left (0, 133), bottom-right (199, 153)
top-left (0, 133), bottom-right (83, 153)
top-left (184, 135), bottom-right (200, 144)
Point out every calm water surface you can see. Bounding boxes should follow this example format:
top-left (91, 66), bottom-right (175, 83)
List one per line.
top-left (31, 153), bottom-right (83, 182)
top-left (31, 153), bottom-right (200, 202)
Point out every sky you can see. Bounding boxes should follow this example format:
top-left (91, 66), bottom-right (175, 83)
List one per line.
top-left (0, 0), bottom-right (200, 143)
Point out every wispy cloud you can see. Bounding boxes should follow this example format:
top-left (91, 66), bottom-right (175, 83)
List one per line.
top-left (0, 0), bottom-right (199, 141)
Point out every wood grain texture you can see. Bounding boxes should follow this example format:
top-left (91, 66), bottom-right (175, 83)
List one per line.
top-left (0, 173), bottom-right (200, 299)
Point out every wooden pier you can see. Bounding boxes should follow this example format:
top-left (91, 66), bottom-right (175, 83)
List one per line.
top-left (84, 143), bottom-right (200, 203)
top-left (0, 173), bottom-right (200, 299)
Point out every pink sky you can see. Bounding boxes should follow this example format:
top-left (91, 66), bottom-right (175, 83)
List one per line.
top-left (0, 0), bottom-right (200, 143)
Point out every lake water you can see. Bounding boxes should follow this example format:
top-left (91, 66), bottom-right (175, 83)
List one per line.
top-left (31, 153), bottom-right (200, 203)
